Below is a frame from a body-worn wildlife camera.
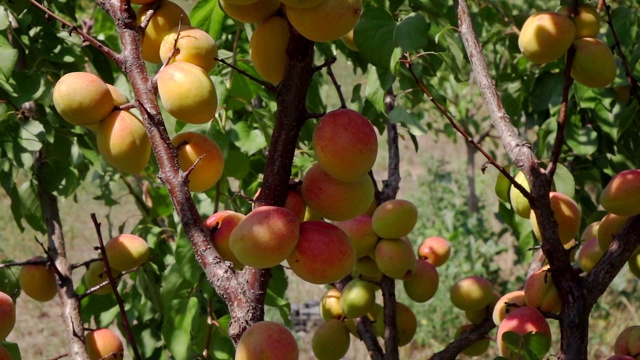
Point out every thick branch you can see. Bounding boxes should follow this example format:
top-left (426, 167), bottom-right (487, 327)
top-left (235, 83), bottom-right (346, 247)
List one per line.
top-left (430, 317), bottom-right (495, 360)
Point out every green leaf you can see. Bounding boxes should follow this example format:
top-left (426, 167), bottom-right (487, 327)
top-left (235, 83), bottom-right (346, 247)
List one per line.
top-left (224, 149), bottom-right (250, 179)
top-left (190, 0), bottom-right (225, 41)
top-left (552, 163), bottom-right (575, 198)
top-left (388, 106), bottom-right (428, 135)
top-left (1, 341), bottom-right (21, 360)
top-left (18, 181), bottom-right (46, 233)
top-left (0, 267), bottom-right (20, 300)
top-left (0, 35), bottom-right (18, 79)
top-left (566, 124), bottom-right (598, 157)
top-left (162, 297), bottom-right (199, 360)
top-left (228, 121), bottom-right (267, 155)
top-left (522, 332), bottom-right (551, 360)
top-left (265, 266), bottom-right (291, 325)
top-left (174, 233), bottom-right (203, 285)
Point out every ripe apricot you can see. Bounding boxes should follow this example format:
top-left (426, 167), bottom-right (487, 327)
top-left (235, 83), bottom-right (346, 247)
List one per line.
top-left (492, 290), bottom-right (527, 326)
top-left (600, 169), bottom-right (640, 216)
top-left (220, 0), bottom-right (281, 24)
top-left (53, 72), bottom-right (114, 127)
top-left (403, 258), bottom-right (439, 303)
top-left (571, 37), bottom-right (616, 88)
top-left (137, 0), bottom-right (191, 64)
top-left (285, 0), bottom-right (362, 42)
top-left (105, 234), bottom-right (150, 272)
top-left (518, 11), bottom-right (575, 64)
top-left (577, 236), bottom-right (604, 273)
top-left (597, 212), bottom-right (628, 250)
top-left (333, 214), bottom-right (378, 258)
top-left (497, 306), bottom-right (551, 358)
top-left (236, 321), bottom-right (299, 360)
top-left (509, 171), bottom-right (531, 218)
top-left (19, 257), bottom-right (57, 302)
top-left (250, 16), bottom-right (289, 84)
top-left (0, 291), bottom-right (15, 340)
top-left (312, 319), bottom-right (350, 360)
top-left (159, 26), bottom-right (218, 72)
top-left (205, 210), bottom-right (246, 269)
top-left (96, 110), bottom-right (151, 174)
top-left (371, 199), bottom-right (417, 239)
top-left (417, 236), bottom-right (451, 267)
top-left (85, 328), bottom-right (124, 360)
top-left (530, 192), bottom-right (581, 245)
top-left (449, 276), bottom-right (494, 312)
top-left (524, 267), bottom-right (561, 314)
top-left (374, 238), bottom-right (417, 280)
top-left (106, 84), bottom-right (128, 107)
top-left (172, 132), bottom-right (224, 192)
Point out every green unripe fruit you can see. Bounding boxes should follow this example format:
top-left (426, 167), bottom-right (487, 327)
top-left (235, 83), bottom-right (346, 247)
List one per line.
top-left (339, 279), bottom-right (376, 319)
top-left (312, 320), bottom-right (351, 360)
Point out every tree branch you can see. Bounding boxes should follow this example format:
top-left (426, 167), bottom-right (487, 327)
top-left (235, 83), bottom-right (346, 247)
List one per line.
top-left (430, 316), bottom-right (495, 360)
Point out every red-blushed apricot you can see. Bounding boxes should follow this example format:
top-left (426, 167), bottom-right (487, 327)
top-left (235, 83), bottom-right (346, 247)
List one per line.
top-left (84, 261), bottom-right (120, 296)
top-left (518, 11), bottom-right (575, 64)
top-left (581, 221), bottom-right (600, 242)
top-left (607, 356), bottom-right (636, 360)
top-left (312, 319), bottom-right (351, 360)
top-left (285, 0), bottom-right (362, 42)
top-left (284, 187), bottom-right (306, 223)
top-left (85, 328), bottom-right (124, 360)
top-left (339, 278), bottom-right (376, 318)
top-left (530, 191), bottom-right (581, 245)
top-left (614, 326), bottom-right (640, 357)
top-left (235, 321), bottom-right (298, 360)
top-left (509, 171), bottom-right (531, 218)
top-left (497, 306), bottom-right (551, 358)
top-left (524, 267), bottom-right (561, 314)
top-left (374, 302), bottom-right (417, 346)
top-left (131, 0), bottom-right (156, 4)
top-left (492, 290), bottom-right (527, 326)
top-left (205, 210), bottom-right (246, 269)
top-left (281, 0), bottom-right (323, 8)
top-left (600, 170), bottom-right (640, 216)
top-left (320, 288), bottom-right (343, 320)
top-left (371, 199), bottom-right (417, 239)
top-left (104, 234), bottom-right (150, 272)
top-left (287, 221), bottom-right (355, 284)
top-left (172, 132), bottom-right (224, 192)
top-left (96, 110), bottom-right (151, 174)
top-left (577, 236), bottom-right (605, 273)
top-left (374, 238), bottom-right (417, 280)
top-left (597, 213), bottom-right (628, 250)
top-left (449, 276), bottom-right (494, 312)
top-left (229, 206), bottom-right (299, 268)
top-left (313, 109), bottom-right (378, 182)
top-left (455, 324), bottom-right (490, 356)
top-left (19, 257), bottom-right (57, 302)
top-left (249, 16), bottom-right (289, 84)
top-left (403, 258), bottom-right (439, 303)
top-left (333, 214), bottom-right (378, 258)
top-left (0, 345), bottom-right (12, 360)
top-left (137, 0), bottom-right (191, 64)
top-left (0, 291), bottom-right (15, 340)
top-left (53, 72), bottom-right (114, 127)
top-left (571, 37), bottom-right (616, 88)
top-left (106, 84), bottom-right (128, 107)
top-left (159, 26), bottom-right (218, 73)
top-left (417, 236), bottom-right (451, 267)
top-left (221, 0), bottom-right (281, 24)
top-left (301, 163), bottom-right (374, 221)
top-left (224, 0), bottom-right (258, 5)
top-left (157, 62), bottom-right (218, 124)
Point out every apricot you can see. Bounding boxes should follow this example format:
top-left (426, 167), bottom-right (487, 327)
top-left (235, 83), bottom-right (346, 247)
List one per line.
top-left (600, 169), bottom-right (640, 216)
top-left (205, 210), bottom-right (246, 269)
top-left (339, 278), bottom-right (376, 318)
top-left (572, 4), bottom-right (601, 38)
top-left (281, 0), bottom-right (323, 8)
top-left (456, 324), bottom-right (490, 356)
top-left (249, 16), bottom-right (289, 85)
top-left (287, 221), bottom-right (355, 284)
top-left (509, 171), bottom-right (531, 218)
top-left (417, 236), bottom-right (451, 267)
top-left (342, 29), bottom-right (358, 51)
top-left (333, 214), bottom-right (378, 257)
top-left (374, 238), bottom-right (417, 280)
top-left (96, 110), bottom-right (151, 174)
top-left (497, 306), bottom-right (551, 358)
top-left (53, 72), bottom-right (114, 127)
top-left (301, 163), bottom-right (374, 221)
top-left (0, 345), bottom-right (10, 360)
top-left (235, 321), bottom-right (298, 360)
top-left (19, 257), bottom-right (57, 302)
top-left (285, 0), bottom-right (362, 42)
top-left (449, 276), bottom-right (494, 312)
top-left (320, 288), bottom-right (343, 320)
top-left (597, 213), bottom-right (628, 250)
top-left (518, 11), bottom-right (575, 64)
top-left (313, 109), bottom-right (378, 182)
top-left (530, 191), bottom-right (581, 245)
top-left (403, 258), bottom-right (439, 303)
top-left (157, 62), bottom-right (218, 124)
top-left (85, 328), bottom-right (124, 360)
top-left (371, 199), bottom-right (417, 238)
top-left (284, 187), bottom-right (306, 223)
top-left (627, 247), bottom-right (640, 279)
top-left (223, 0), bottom-right (258, 5)
top-left (229, 206), bottom-right (299, 268)
top-left (374, 302), bottom-right (417, 346)
top-left (312, 319), bottom-right (351, 360)
top-left (171, 132), bottom-right (224, 192)
top-left (106, 84), bottom-right (128, 107)
top-left (0, 291), bottom-right (15, 340)
top-left (524, 267), bottom-right (561, 314)
top-left (571, 37), bottom-right (616, 88)
top-left (492, 290), bottom-right (528, 326)
top-left (577, 236), bottom-right (605, 273)
top-left (137, 0), bottom-right (191, 64)
top-left (105, 234), bottom-right (150, 272)
top-left (84, 261), bottom-right (120, 296)
top-left (614, 326), bottom-right (640, 357)
top-left (353, 256), bottom-right (382, 278)
top-left (220, 0), bottom-right (281, 24)
top-left (159, 26), bottom-right (218, 72)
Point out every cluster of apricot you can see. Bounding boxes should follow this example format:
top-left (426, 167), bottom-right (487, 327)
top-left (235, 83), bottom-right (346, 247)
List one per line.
top-left (0, 291), bottom-right (16, 359)
top-left (518, 4), bottom-right (616, 88)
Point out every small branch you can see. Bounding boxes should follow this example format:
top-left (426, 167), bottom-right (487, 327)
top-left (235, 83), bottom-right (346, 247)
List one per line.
top-left (381, 276), bottom-right (398, 360)
top-left (28, 0), bottom-right (119, 62)
top-left (430, 316), bottom-right (495, 360)
top-left (380, 89), bottom-right (400, 201)
top-left (215, 57), bottom-right (277, 92)
top-left (325, 59), bottom-right (347, 108)
top-left (157, 15), bottom-right (186, 73)
top-left (355, 317), bottom-right (384, 360)
top-left (602, 0), bottom-right (640, 106)
top-left (312, 56), bottom-right (337, 72)
top-left (90, 214), bottom-right (142, 360)
top-left (0, 258), bottom-right (48, 268)
top-left (77, 264), bottom-right (143, 299)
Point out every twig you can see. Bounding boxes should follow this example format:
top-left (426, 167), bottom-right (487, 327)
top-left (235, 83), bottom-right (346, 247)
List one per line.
top-left (90, 214), bottom-right (142, 360)
top-left (602, 0), bottom-right (640, 106)
top-left (49, 353), bottom-right (69, 360)
top-left (325, 60), bottom-right (347, 108)
top-left (0, 258), bottom-right (48, 268)
top-left (28, 0), bottom-right (119, 61)
top-left (215, 57), bottom-right (277, 92)
top-left (78, 264), bottom-right (144, 299)
top-left (430, 316), bottom-right (495, 360)
top-left (157, 15), bottom-right (185, 74)
top-left (312, 56), bottom-right (337, 72)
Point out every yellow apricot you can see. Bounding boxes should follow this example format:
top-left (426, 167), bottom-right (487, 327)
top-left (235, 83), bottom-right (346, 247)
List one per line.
top-left (530, 192), bottom-right (581, 245)
top-left (600, 169), bottom-right (640, 216)
top-left (157, 62), bottom-right (218, 124)
top-left (19, 257), bottom-right (57, 302)
top-left (106, 84), bottom-right (128, 107)
top-left (85, 328), bottom-right (124, 360)
top-left (342, 29), bottom-right (358, 51)
top-left (220, 0), bottom-right (281, 24)
top-left (571, 37), bottom-right (616, 88)
top-left (559, 4), bottom-right (601, 39)
top-left (53, 72), bottom-right (114, 127)
top-left (159, 26), bottom-right (218, 72)
top-left (84, 261), bottom-right (120, 296)
top-left (137, 0), bottom-right (191, 64)
top-left (281, 0), bottom-right (324, 8)
top-left (96, 110), bottom-right (151, 174)
top-left (105, 234), bottom-right (150, 272)
top-left (250, 16), bottom-right (290, 84)
top-left (509, 171), bottom-right (531, 218)
top-left (172, 132), bottom-right (224, 192)
top-left (518, 11), bottom-right (575, 64)
top-left (285, 0), bottom-right (362, 42)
